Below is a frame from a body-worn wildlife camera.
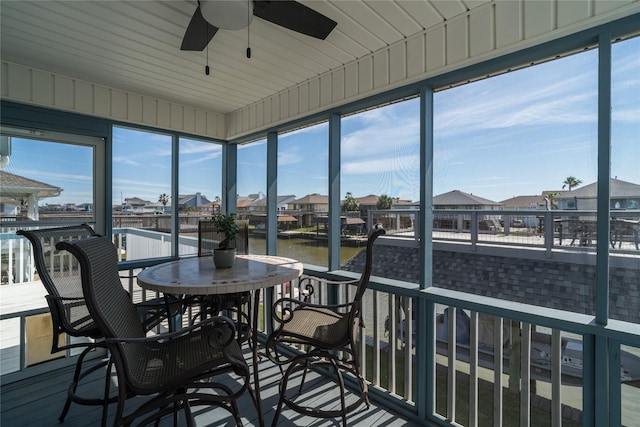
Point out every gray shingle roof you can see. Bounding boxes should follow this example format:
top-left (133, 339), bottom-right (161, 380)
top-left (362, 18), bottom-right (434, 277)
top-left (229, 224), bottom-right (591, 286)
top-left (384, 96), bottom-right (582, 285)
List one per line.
top-left (557, 178), bottom-right (640, 198)
top-left (293, 193), bottom-right (328, 204)
top-left (0, 170), bottom-right (62, 197)
top-left (433, 190), bottom-right (500, 207)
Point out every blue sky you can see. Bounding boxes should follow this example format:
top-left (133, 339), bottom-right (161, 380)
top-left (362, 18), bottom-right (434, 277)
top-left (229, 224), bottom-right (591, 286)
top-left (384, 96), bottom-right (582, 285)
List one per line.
top-left (5, 38), bottom-right (638, 206)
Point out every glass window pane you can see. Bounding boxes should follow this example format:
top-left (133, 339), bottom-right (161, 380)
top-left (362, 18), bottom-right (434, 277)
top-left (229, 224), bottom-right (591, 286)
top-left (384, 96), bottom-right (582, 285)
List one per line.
top-left (433, 49), bottom-right (598, 317)
top-left (237, 140), bottom-right (266, 255)
top-left (340, 98), bottom-right (420, 268)
top-left (610, 36), bottom-right (640, 326)
top-left (112, 126), bottom-right (171, 261)
top-left (611, 35), bottom-right (640, 425)
top-left (1, 131), bottom-right (95, 287)
top-left (178, 138), bottom-right (223, 256)
top-left (1, 134), bottom-right (94, 223)
top-left (277, 122), bottom-right (328, 266)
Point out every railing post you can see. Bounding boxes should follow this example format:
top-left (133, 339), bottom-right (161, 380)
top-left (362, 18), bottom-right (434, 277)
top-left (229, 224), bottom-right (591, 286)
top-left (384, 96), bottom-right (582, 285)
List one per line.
top-left (470, 211), bottom-right (478, 250)
top-left (545, 211), bottom-right (555, 256)
top-left (504, 214), bottom-right (511, 236)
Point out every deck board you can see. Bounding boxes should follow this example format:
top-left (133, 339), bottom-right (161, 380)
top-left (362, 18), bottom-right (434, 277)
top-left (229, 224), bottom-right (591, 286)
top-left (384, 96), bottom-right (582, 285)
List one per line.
top-left (1, 348), bottom-right (419, 426)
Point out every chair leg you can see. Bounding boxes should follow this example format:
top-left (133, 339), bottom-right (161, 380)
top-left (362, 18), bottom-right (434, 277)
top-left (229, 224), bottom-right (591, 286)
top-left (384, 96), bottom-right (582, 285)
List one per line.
top-left (114, 380), bottom-right (128, 427)
top-left (101, 358), bottom-right (114, 427)
top-left (271, 360), bottom-right (298, 427)
top-left (58, 345), bottom-right (95, 422)
top-left (328, 357), bottom-right (348, 427)
top-left (231, 399), bottom-right (243, 426)
top-left (183, 398), bottom-right (193, 427)
top-left (297, 357), bottom-right (311, 394)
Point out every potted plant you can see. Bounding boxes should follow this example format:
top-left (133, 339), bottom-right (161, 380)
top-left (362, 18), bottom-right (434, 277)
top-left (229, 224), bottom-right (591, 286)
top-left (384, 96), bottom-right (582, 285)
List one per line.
top-left (211, 212), bottom-right (240, 268)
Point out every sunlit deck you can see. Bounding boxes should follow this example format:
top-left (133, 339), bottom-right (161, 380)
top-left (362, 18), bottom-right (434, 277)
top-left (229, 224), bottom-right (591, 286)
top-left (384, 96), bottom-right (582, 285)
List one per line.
top-left (0, 279), bottom-right (416, 425)
top-left (1, 348), bottom-right (418, 427)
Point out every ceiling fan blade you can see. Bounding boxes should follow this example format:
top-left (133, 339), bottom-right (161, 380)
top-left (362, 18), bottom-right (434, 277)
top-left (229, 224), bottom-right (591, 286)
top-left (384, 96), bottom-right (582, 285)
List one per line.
top-left (181, 5), bottom-right (219, 51)
top-left (253, 0), bottom-right (337, 40)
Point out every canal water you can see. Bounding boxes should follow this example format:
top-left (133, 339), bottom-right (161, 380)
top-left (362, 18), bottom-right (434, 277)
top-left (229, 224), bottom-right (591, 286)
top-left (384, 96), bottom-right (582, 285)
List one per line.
top-left (248, 236), bottom-right (363, 267)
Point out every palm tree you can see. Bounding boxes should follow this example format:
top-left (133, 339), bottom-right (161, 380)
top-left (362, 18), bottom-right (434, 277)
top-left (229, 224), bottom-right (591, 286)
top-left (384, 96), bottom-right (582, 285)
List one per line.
top-left (342, 192), bottom-right (359, 212)
top-left (376, 194), bottom-right (392, 210)
top-left (158, 193), bottom-right (169, 212)
top-left (544, 192), bottom-right (560, 210)
top-left (562, 176), bottom-right (582, 191)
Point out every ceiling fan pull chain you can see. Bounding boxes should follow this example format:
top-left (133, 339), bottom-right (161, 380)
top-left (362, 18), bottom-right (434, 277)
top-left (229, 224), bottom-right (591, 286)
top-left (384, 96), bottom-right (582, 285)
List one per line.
top-left (246, 0), bottom-right (251, 58)
top-left (205, 25), bottom-right (211, 75)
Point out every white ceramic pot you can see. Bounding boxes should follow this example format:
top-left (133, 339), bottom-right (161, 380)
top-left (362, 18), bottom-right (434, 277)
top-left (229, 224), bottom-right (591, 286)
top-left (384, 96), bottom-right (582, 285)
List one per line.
top-left (213, 248), bottom-right (236, 268)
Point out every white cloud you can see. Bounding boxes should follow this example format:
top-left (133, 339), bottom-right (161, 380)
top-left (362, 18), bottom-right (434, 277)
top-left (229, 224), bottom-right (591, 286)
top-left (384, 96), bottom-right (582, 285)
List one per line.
top-left (278, 147), bottom-right (304, 166)
top-left (113, 156), bottom-right (139, 166)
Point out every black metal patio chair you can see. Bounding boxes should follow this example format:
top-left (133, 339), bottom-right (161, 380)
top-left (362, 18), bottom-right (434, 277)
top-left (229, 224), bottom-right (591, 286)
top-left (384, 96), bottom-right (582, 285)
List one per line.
top-left (57, 235), bottom-right (256, 426)
top-left (265, 224), bottom-right (385, 427)
top-left (16, 225), bottom-right (180, 425)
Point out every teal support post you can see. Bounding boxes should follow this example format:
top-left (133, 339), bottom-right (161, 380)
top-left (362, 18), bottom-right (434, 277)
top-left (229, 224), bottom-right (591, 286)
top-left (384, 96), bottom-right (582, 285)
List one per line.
top-left (328, 113), bottom-right (341, 272)
top-left (418, 85), bottom-right (434, 421)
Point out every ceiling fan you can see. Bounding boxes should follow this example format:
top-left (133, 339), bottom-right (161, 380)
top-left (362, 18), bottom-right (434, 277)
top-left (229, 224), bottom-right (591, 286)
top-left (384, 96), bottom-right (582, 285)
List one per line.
top-left (181, 0), bottom-right (337, 51)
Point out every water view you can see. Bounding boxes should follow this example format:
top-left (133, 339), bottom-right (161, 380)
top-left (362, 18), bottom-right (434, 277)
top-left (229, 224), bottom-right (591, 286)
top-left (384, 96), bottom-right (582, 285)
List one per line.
top-left (247, 236), bottom-right (363, 267)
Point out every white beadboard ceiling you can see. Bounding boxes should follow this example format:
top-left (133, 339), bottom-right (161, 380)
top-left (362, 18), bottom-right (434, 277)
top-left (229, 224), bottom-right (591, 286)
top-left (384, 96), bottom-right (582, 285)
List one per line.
top-left (0, 0), bottom-right (487, 115)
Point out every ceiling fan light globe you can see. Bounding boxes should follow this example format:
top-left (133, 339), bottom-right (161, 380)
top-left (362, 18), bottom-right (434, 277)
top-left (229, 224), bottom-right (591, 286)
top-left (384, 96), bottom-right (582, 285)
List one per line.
top-left (200, 0), bottom-right (253, 30)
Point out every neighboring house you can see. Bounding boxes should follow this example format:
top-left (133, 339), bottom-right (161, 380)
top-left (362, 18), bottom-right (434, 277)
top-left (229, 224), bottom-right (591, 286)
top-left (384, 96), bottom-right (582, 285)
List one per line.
top-left (391, 198), bottom-right (418, 210)
top-left (249, 195), bottom-right (296, 213)
top-left (178, 192), bottom-right (211, 211)
top-left (353, 194), bottom-right (415, 229)
top-left (433, 190), bottom-right (501, 210)
top-left (0, 170), bottom-right (62, 220)
top-left (245, 195), bottom-right (298, 230)
top-left (354, 194), bottom-right (380, 214)
top-left (201, 201), bottom-right (221, 214)
top-left (246, 196), bottom-right (298, 229)
top-left (145, 201), bottom-right (169, 213)
top-left (556, 178), bottom-right (640, 210)
top-left (291, 193), bottom-right (329, 213)
top-left (433, 190), bottom-right (502, 231)
top-left (247, 192), bottom-right (266, 201)
top-left (237, 192), bottom-right (265, 216)
top-left (123, 197), bottom-right (150, 212)
top-left (500, 195), bottom-right (548, 210)
top-left (499, 194), bottom-right (561, 227)
top-left (290, 193), bottom-right (329, 227)
top-left (236, 198), bottom-right (254, 215)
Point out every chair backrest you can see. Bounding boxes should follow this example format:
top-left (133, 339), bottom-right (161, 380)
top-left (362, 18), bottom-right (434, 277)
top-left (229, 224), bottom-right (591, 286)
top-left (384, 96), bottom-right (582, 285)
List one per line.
top-left (351, 224), bottom-right (386, 321)
top-left (56, 236), bottom-right (146, 341)
top-left (198, 219), bottom-right (249, 256)
top-left (17, 225), bottom-right (99, 338)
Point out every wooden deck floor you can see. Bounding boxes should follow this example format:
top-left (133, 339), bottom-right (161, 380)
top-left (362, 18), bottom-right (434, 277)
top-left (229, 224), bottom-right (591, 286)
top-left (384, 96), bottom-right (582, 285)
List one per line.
top-left (1, 347), bottom-right (419, 427)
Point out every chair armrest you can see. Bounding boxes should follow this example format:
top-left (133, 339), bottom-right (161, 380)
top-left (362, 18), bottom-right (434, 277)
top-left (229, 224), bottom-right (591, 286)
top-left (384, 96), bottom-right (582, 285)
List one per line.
top-left (45, 295), bottom-right (85, 303)
top-left (106, 315), bottom-right (236, 346)
top-left (271, 296), bottom-right (354, 324)
top-left (296, 275), bottom-right (360, 302)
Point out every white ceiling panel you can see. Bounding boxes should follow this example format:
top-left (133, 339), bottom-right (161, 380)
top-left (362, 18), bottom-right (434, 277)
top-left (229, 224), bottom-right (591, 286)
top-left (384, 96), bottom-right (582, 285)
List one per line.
top-left (366, 1), bottom-right (424, 37)
top-left (0, 0), bottom-right (466, 114)
top-left (394, 0), bottom-right (445, 31)
top-left (430, 0), bottom-right (469, 19)
top-left (2, 0), bottom-right (632, 119)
